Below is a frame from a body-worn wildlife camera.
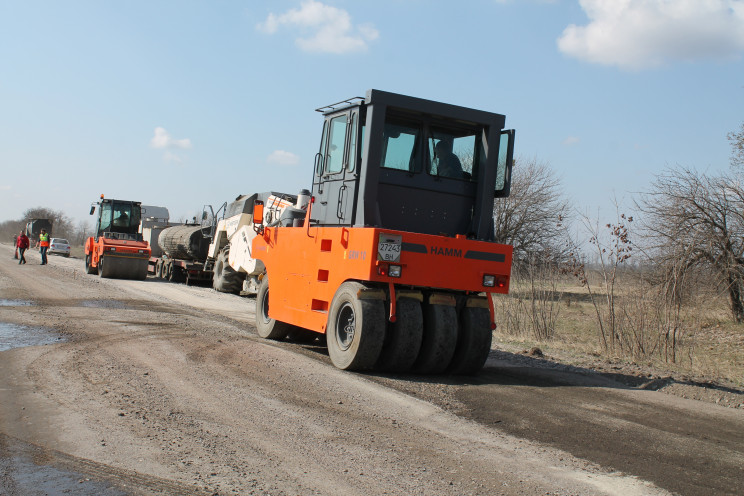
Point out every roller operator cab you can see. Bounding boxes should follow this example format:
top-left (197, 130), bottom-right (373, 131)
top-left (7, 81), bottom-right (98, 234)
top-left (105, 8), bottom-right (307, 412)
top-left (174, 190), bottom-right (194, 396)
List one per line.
top-left (84, 195), bottom-right (151, 280)
top-left (252, 89), bottom-right (515, 374)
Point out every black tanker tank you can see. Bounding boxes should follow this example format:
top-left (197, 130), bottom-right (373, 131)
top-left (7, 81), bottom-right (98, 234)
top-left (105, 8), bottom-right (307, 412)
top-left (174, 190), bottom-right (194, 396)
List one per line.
top-left (157, 225), bottom-right (210, 261)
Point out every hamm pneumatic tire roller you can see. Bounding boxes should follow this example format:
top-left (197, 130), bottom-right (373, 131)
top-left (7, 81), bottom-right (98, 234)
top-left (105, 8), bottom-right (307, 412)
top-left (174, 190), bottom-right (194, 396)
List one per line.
top-left (245, 90), bottom-right (516, 375)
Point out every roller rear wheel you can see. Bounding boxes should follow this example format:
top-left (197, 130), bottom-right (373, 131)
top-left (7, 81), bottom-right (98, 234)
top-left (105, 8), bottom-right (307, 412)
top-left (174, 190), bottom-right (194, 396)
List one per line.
top-left (326, 282), bottom-right (385, 371)
top-left (413, 303), bottom-right (457, 374)
top-left (376, 298), bottom-right (423, 372)
top-left (448, 307), bottom-right (492, 375)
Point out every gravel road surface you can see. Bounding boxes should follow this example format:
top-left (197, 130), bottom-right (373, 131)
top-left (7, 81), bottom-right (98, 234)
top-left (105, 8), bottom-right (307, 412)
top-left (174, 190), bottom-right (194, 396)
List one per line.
top-left (1, 244), bottom-right (742, 495)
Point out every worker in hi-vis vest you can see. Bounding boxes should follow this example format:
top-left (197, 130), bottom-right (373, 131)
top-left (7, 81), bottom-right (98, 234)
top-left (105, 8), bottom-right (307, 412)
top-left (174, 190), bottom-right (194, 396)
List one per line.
top-left (38, 229), bottom-right (50, 265)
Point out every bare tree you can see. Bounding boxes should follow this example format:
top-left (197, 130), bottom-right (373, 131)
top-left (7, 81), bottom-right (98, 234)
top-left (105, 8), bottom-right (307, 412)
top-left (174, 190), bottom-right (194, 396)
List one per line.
top-left (729, 122), bottom-right (744, 169)
top-left (21, 207), bottom-right (75, 239)
top-left (638, 167), bottom-right (744, 322)
top-left (492, 158), bottom-right (571, 269)
top-left (0, 219), bottom-right (25, 241)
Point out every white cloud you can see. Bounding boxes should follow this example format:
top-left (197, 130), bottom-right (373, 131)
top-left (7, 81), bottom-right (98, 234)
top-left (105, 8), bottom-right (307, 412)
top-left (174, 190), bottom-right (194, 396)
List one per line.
top-left (150, 127), bottom-right (192, 149)
top-left (558, 0), bottom-right (744, 70)
top-left (267, 150), bottom-right (300, 166)
top-left (163, 151), bottom-right (184, 164)
top-left (150, 127), bottom-right (191, 164)
top-left (257, 0), bottom-right (378, 54)
top-left (563, 136), bottom-right (580, 146)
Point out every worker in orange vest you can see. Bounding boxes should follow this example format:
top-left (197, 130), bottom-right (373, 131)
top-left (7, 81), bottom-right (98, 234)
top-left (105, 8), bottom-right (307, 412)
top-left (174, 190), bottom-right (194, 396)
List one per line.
top-left (37, 229), bottom-right (50, 265)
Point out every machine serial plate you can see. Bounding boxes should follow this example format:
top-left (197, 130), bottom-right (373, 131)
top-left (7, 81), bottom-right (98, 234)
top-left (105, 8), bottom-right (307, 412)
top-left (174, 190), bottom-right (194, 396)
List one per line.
top-left (377, 233), bottom-right (402, 262)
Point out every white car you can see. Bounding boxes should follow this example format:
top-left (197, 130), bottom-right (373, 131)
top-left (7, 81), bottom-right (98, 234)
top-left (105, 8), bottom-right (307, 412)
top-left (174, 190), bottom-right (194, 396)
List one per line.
top-left (48, 238), bottom-right (71, 257)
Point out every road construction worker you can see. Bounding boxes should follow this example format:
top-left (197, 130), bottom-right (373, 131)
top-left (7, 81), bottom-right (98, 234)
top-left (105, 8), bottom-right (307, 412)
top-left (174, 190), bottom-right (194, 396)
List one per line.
top-left (37, 229), bottom-right (50, 265)
top-left (16, 231), bottom-right (29, 265)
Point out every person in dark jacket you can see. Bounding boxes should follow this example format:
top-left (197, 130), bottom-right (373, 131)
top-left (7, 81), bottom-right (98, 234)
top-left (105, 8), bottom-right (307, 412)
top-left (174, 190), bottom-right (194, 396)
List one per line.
top-left (16, 231), bottom-right (29, 265)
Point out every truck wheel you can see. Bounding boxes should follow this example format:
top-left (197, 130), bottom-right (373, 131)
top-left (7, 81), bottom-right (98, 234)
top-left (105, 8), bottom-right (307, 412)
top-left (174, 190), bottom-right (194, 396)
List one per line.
top-left (213, 248), bottom-right (243, 294)
top-left (168, 264), bottom-right (182, 282)
top-left (155, 260), bottom-right (163, 279)
top-left (448, 307), bottom-right (492, 375)
top-left (413, 303), bottom-right (457, 374)
top-left (162, 261), bottom-right (172, 281)
top-left (376, 298), bottom-right (423, 373)
top-left (85, 255), bottom-right (98, 275)
top-left (256, 276), bottom-right (292, 340)
top-left (326, 282), bottom-right (385, 371)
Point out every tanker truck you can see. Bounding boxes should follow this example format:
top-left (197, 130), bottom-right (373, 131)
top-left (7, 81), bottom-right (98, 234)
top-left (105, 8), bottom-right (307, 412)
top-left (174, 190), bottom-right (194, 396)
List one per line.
top-left (142, 205), bottom-right (222, 286)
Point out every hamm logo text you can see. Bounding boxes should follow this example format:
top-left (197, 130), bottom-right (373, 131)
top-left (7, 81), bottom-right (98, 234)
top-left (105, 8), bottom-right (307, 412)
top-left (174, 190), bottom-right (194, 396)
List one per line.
top-left (430, 246), bottom-right (462, 257)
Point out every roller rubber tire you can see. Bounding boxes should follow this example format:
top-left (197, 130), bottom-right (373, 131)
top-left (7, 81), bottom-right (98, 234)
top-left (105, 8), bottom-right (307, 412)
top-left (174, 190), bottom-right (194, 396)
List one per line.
top-left (448, 307), bottom-right (492, 375)
top-left (212, 249), bottom-right (244, 294)
top-left (326, 282), bottom-right (385, 371)
top-left (376, 298), bottom-right (424, 372)
top-left (413, 303), bottom-right (458, 374)
top-left (255, 276), bottom-right (293, 340)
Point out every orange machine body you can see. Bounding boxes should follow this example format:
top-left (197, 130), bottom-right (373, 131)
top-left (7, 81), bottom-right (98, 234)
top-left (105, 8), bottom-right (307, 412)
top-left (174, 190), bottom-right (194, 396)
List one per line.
top-left (253, 223), bottom-right (512, 334)
top-left (84, 236), bottom-right (151, 268)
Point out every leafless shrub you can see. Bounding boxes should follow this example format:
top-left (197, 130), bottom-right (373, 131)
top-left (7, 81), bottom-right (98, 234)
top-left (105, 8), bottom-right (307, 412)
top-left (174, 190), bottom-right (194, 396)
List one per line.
top-left (561, 206), bottom-right (709, 364)
top-left (495, 252), bottom-right (563, 341)
top-left (637, 167), bottom-right (744, 323)
top-left (564, 207), bottom-right (633, 354)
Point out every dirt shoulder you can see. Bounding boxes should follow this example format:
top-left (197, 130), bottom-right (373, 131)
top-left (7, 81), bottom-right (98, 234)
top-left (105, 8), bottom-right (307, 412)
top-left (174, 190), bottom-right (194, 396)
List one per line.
top-left (1, 243), bottom-right (742, 495)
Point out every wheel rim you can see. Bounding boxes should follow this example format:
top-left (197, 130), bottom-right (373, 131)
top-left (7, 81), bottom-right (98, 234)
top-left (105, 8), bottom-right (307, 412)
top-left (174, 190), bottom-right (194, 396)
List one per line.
top-left (335, 302), bottom-right (356, 351)
top-left (261, 288), bottom-right (271, 324)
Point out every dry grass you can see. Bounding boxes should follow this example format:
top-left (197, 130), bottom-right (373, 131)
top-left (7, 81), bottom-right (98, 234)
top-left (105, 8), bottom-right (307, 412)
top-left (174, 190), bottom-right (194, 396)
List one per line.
top-left (493, 271), bottom-right (744, 387)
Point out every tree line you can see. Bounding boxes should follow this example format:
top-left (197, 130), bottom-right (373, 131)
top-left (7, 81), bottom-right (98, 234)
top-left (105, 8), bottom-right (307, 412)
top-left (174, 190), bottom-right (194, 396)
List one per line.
top-left (493, 121), bottom-right (744, 360)
top-left (0, 207), bottom-right (93, 246)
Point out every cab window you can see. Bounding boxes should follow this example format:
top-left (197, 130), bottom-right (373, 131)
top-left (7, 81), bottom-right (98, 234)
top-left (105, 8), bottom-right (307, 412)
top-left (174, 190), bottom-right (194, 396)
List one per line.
top-left (427, 127), bottom-right (481, 181)
top-left (380, 121), bottom-right (420, 172)
top-left (100, 204), bottom-right (112, 232)
top-left (347, 113), bottom-right (357, 172)
top-left (326, 115), bottom-right (348, 174)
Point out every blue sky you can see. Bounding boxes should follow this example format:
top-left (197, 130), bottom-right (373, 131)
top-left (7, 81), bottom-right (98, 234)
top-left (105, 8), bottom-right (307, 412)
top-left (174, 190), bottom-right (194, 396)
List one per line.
top-left (1, 0), bottom-right (743, 226)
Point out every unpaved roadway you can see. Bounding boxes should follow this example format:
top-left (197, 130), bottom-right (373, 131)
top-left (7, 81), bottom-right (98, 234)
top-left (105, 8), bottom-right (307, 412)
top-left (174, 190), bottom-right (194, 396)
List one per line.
top-left (0, 243), bottom-right (742, 496)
